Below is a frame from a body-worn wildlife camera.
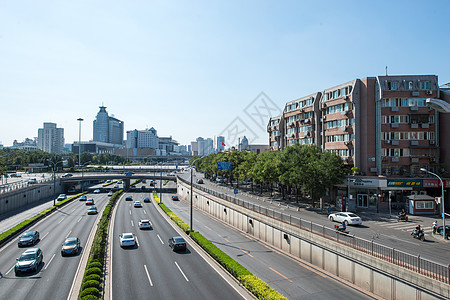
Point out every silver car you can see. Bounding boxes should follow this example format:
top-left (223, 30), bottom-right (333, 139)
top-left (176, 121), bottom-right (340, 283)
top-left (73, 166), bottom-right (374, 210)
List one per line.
top-left (328, 212), bottom-right (362, 225)
top-left (119, 233), bottom-right (136, 247)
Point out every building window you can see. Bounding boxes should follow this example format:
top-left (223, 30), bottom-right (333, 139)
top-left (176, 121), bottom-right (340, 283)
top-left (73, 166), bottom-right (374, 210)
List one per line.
top-left (415, 201), bottom-right (433, 209)
top-left (406, 81), bottom-right (413, 90)
top-left (420, 81), bottom-right (431, 90)
top-left (388, 82), bottom-right (399, 90)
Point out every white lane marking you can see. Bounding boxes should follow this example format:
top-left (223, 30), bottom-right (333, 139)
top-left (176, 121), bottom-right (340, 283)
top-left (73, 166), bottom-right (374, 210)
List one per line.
top-left (44, 253), bottom-right (56, 270)
top-left (157, 234), bottom-right (164, 244)
top-left (42, 232), bottom-right (49, 240)
top-left (129, 210), bottom-right (131, 215)
top-left (65, 230), bottom-right (72, 239)
top-left (58, 217), bottom-right (65, 224)
top-left (77, 217), bottom-right (82, 223)
top-left (143, 265), bottom-right (154, 286)
top-left (71, 208), bottom-right (76, 213)
top-left (174, 261), bottom-right (189, 282)
top-left (6, 264), bottom-right (15, 275)
top-left (143, 210), bottom-right (147, 214)
top-left (135, 236), bottom-right (140, 247)
top-left (131, 220), bottom-right (134, 227)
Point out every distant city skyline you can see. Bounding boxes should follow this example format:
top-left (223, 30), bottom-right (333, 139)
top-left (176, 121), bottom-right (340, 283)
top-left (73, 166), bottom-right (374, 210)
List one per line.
top-left (1, 1), bottom-right (449, 147)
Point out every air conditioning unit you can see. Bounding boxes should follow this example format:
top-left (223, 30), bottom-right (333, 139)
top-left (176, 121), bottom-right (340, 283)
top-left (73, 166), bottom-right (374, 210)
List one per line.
top-left (344, 141), bottom-right (349, 145)
top-left (384, 140), bottom-right (391, 144)
top-left (322, 115), bottom-right (327, 120)
top-left (430, 140), bottom-right (435, 144)
top-left (426, 90), bottom-right (432, 95)
top-left (411, 191), bottom-right (418, 196)
top-left (419, 191), bottom-right (427, 195)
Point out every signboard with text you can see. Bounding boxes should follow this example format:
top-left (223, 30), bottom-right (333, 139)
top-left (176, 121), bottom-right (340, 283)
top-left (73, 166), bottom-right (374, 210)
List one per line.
top-left (217, 162), bottom-right (232, 170)
top-left (387, 179), bottom-right (423, 188)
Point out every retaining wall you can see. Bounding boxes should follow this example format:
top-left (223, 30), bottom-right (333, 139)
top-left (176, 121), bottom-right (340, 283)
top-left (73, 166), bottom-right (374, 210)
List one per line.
top-left (0, 181), bottom-right (63, 215)
top-left (177, 180), bottom-right (449, 300)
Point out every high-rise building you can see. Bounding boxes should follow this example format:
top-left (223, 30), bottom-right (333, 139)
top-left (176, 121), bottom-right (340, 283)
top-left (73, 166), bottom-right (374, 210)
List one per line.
top-left (268, 74), bottom-right (450, 177)
top-left (93, 106), bottom-right (124, 145)
top-left (217, 136), bottom-right (225, 152)
top-left (126, 129), bottom-right (159, 149)
top-left (37, 122), bottom-right (64, 153)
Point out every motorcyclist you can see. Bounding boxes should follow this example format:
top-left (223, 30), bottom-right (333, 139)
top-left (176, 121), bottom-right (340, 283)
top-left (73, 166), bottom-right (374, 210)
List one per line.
top-left (414, 225), bottom-right (421, 236)
top-left (399, 209), bottom-right (406, 217)
top-left (341, 221), bottom-right (347, 232)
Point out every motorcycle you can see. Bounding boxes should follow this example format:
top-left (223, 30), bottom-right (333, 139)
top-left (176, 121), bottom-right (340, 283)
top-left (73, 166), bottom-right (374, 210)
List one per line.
top-left (334, 225), bottom-right (349, 234)
top-left (411, 229), bottom-right (425, 241)
top-left (397, 214), bottom-right (408, 222)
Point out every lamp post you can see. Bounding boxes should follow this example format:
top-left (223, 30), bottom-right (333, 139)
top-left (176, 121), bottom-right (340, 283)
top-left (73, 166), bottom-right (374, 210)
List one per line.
top-left (77, 118), bottom-right (83, 170)
top-left (81, 161), bottom-right (91, 193)
top-left (47, 159), bottom-right (63, 206)
top-left (189, 155), bottom-right (205, 232)
top-left (420, 168), bottom-right (446, 239)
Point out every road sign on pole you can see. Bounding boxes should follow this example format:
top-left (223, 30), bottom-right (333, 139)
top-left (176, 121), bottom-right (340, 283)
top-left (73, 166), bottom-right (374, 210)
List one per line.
top-left (217, 162), bottom-right (232, 170)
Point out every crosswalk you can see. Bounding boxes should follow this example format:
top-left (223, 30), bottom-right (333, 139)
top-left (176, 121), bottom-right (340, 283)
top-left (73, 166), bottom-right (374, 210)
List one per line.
top-left (378, 220), bottom-right (435, 235)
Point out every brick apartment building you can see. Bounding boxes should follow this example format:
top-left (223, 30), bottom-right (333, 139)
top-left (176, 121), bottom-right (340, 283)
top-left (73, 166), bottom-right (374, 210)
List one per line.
top-left (268, 75), bottom-right (450, 213)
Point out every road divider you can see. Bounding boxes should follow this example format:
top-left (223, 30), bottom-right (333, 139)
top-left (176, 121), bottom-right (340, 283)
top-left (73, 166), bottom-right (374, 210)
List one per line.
top-left (151, 190), bottom-right (286, 300)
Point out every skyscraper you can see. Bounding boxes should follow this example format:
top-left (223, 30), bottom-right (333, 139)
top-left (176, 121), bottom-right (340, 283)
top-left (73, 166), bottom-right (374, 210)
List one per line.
top-left (37, 122), bottom-right (64, 153)
top-left (217, 136), bottom-right (225, 152)
top-left (93, 106), bottom-right (124, 145)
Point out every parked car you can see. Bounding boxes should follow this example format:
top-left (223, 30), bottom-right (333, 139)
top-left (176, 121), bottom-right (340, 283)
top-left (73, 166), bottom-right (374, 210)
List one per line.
top-left (87, 206), bottom-right (98, 215)
top-left (86, 199), bottom-right (94, 205)
top-left (215, 178), bottom-right (224, 183)
top-left (18, 231), bottom-right (40, 247)
top-left (61, 237), bottom-right (81, 256)
top-left (143, 197), bottom-right (150, 203)
top-left (168, 236), bottom-right (187, 252)
top-left (125, 196), bottom-right (133, 201)
top-left (93, 189), bottom-right (101, 194)
top-left (79, 195), bottom-right (87, 201)
top-left (57, 194), bottom-right (67, 201)
top-left (138, 219), bottom-right (152, 229)
top-left (134, 201), bottom-right (142, 208)
top-left (328, 212), bottom-right (362, 225)
top-left (15, 248), bottom-right (43, 275)
top-left (119, 233), bottom-right (136, 247)
top-left (171, 195), bottom-right (179, 201)
top-left (28, 178), bottom-right (37, 184)
top-left (196, 179), bottom-right (204, 184)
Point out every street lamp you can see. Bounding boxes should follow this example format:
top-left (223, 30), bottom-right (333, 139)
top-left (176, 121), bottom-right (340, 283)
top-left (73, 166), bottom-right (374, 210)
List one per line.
top-left (189, 155), bottom-right (205, 232)
top-left (47, 159), bottom-right (64, 206)
top-left (81, 161), bottom-right (91, 193)
top-left (420, 168), bottom-right (446, 239)
top-left (77, 118), bottom-right (83, 170)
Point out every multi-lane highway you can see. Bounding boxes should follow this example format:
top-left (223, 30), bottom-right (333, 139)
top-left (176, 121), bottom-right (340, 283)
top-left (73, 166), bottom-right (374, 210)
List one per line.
top-left (160, 180), bottom-right (373, 299)
top-left (110, 185), bottom-right (248, 299)
top-left (0, 191), bottom-right (109, 300)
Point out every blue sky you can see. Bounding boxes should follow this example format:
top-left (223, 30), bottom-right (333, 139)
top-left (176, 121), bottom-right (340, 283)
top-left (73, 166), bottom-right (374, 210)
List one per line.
top-left (1, 0), bottom-right (449, 147)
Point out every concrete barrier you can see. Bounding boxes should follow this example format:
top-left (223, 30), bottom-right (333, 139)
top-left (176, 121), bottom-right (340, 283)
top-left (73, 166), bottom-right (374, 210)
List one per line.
top-left (177, 180), bottom-right (449, 300)
top-left (0, 181), bottom-right (63, 216)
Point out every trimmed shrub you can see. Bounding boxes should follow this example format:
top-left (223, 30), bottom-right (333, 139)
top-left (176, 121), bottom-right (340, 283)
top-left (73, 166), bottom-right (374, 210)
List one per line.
top-left (85, 267), bottom-right (102, 276)
top-left (87, 262), bottom-right (103, 269)
top-left (83, 274), bottom-right (102, 283)
top-left (80, 295), bottom-right (98, 300)
top-left (79, 287), bottom-right (100, 298)
top-left (238, 274), bottom-right (287, 300)
top-left (82, 280), bottom-right (100, 290)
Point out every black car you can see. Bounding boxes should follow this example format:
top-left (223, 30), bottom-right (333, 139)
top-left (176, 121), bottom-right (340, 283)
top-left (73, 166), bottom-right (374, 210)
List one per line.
top-left (143, 197), bottom-right (150, 203)
top-left (61, 237), bottom-right (81, 256)
top-left (172, 195), bottom-right (179, 201)
top-left (125, 196), bottom-right (133, 201)
top-left (15, 248), bottom-right (43, 275)
top-left (196, 179), bottom-right (204, 184)
top-left (141, 185), bottom-right (146, 190)
top-left (18, 231), bottom-right (39, 247)
top-left (436, 225), bottom-right (450, 238)
top-left (168, 236), bottom-right (187, 252)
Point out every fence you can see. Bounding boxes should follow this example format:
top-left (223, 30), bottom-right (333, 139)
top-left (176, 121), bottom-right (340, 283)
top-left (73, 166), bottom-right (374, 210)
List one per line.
top-left (178, 176), bottom-right (450, 284)
top-left (0, 175), bottom-right (56, 194)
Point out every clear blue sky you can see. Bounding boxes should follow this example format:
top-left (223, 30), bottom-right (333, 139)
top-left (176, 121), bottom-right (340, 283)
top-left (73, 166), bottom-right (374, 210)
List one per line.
top-left (1, 0), bottom-right (449, 147)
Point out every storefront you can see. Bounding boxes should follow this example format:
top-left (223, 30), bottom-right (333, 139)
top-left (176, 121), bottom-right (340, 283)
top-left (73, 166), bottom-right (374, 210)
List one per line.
top-left (335, 177), bottom-right (387, 212)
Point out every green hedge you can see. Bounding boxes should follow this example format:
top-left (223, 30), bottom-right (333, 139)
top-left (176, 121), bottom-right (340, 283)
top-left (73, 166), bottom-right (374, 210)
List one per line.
top-left (85, 267), bottom-right (102, 277)
top-left (79, 287), bottom-right (100, 298)
top-left (83, 274), bottom-right (102, 283)
top-left (80, 295), bottom-right (98, 300)
top-left (159, 203), bottom-right (191, 233)
top-left (81, 280), bottom-right (100, 290)
top-left (87, 262), bottom-right (103, 269)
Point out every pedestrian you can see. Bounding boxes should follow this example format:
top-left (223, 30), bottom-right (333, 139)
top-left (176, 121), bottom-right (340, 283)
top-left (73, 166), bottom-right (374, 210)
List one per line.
top-left (328, 204), bottom-right (332, 214)
top-left (432, 220), bottom-right (438, 234)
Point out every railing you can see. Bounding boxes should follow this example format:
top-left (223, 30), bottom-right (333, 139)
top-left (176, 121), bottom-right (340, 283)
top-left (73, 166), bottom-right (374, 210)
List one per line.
top-left (178, 176), bottom-right (450, 284)
top-left (0, 175), bottom-right (57, 194)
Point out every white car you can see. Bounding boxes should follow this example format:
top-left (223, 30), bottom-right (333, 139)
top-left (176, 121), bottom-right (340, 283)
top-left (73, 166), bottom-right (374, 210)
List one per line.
top-left (57, 194), bottom-right (67, 201)
top-left (119, 233), bottom-right (136, 247)
top-left (134, 201), bottom-right (142, 208)
top-left (108, 191), bottom-right (113, 196)
top-left (93, 189), bottom-right (101, 194)
top-left (138, 219), bottom-right (152, 229)
top-left (328, 212), bottom-right (362, 225)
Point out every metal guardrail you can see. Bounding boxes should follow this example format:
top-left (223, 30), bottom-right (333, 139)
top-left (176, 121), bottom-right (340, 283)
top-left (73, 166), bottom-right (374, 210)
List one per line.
top-left (178, 176), bottom-right (450, 284)
top-left (0, 175), bottom-right (57, 194)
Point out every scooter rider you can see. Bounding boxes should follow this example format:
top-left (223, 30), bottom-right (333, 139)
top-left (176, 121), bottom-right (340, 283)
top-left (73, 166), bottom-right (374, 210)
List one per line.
top-left (414, 224), bottom-right (421, 236)
top-left (432, 220), bottom-right (438, 234)
top-left (341, 221), bottom-right (347, 231)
